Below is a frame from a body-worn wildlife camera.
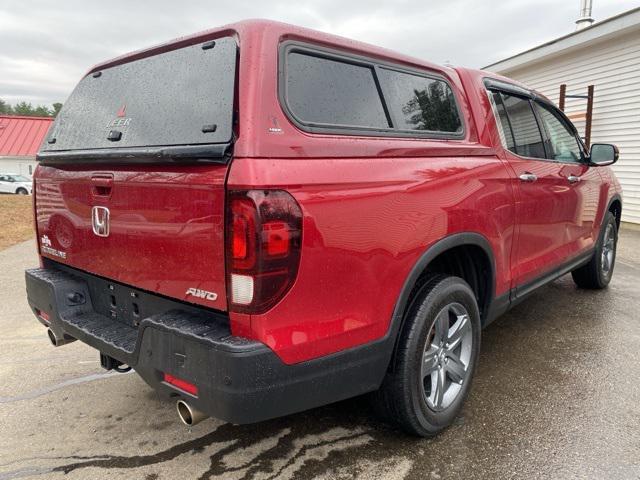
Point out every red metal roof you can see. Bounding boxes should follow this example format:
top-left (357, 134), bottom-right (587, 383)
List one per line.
top-left (0, 115), bottom-right (54, 157)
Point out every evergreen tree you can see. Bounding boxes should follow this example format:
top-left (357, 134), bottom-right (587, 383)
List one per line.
top-left (52, 103), bottom-right (63, 116)
top-left (0, 99), bottom-right (62, 117)
top-left (12, 101), bottom-right (35, 116)
top-left (0, 99), bottom-right (13, 115)
top-left (34, 105), bottom-right (52, 117)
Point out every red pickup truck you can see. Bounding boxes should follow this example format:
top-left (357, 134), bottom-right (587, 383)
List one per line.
top-left (26, 20), bottom-right (622, 437)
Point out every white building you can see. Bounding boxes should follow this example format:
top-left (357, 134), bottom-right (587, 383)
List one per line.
top-left (485, 6), bottom-right (640, 224)
top-left (0, 115), bottom-right (53, 177)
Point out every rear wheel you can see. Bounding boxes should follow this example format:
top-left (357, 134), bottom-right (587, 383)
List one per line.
top-left (16, 188), bottom-right (28, 195)
top-left (572, 212), bottom-right (618, 289)
top-left (373, 275), bottom-right (481, 437)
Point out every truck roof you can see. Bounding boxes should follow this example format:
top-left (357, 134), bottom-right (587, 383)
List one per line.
top-left (88, 19), bottom-right (553, 107)
top-left (87, 19), bottom-right (456, 78)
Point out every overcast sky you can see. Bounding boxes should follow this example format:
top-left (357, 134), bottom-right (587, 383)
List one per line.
top-left (1, 0), bottom-right (637, 106)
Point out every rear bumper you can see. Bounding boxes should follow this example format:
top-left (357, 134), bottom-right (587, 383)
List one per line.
top-left (25, 265), bottom-right (389, 424)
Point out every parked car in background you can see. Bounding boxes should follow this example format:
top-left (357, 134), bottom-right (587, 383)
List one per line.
top-left (0, 174), bottom-right (32, 195)
top-left (25, 20), bottom-right (622, 437)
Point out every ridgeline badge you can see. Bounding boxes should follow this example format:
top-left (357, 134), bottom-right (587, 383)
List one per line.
top-left (40, 234), bottom-right (67, 259)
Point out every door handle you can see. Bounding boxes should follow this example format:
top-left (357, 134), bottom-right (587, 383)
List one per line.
top-left (567, 175), bottom-right (581, 184)
top-left (519, 173), bottom-right (538, 183)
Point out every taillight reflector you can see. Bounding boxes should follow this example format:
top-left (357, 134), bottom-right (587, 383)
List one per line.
top-left (36, 309), bottom-right (50, 323)
top-left (163, 373), bottom-right (198, 396)
top-left (230, 273), bottom-right (254, 305)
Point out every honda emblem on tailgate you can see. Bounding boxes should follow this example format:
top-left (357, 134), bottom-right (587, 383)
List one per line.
top-left (91, 206), bottom-right (110, 237)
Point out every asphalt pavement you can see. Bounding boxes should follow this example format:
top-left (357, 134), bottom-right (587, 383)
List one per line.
top-left (1, 228), bottom-right (639, 480)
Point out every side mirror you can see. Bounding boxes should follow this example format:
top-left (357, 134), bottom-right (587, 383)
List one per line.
top-left (589, 143), bottom-right (619, 166)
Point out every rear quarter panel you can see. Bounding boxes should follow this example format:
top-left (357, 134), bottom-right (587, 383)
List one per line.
top-left (228, 154), bottom-right (515, 363)
top-left (229, 27), bottom-right (516, 363)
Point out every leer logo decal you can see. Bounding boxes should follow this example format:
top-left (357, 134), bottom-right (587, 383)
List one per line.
top-left (108, 104), bottom-right (132, 128)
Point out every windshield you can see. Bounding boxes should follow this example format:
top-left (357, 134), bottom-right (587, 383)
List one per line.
top-left (11, 175), bottom-right (31, 182)
top-left (42, 36), bottom-right (237, 152)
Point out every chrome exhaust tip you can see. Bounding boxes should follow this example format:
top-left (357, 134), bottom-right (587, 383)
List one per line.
top-left (176, 400), bottom-right (207, 427)
top-left (47, 328), bottom-right (76, 347)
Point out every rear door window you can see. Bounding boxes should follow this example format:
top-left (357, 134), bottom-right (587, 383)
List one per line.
top-left (489, 91), bottom-right (516, 151)
top-left (493, 92), bottom-right (546, 159)
top-left (285, 52), bottom-right (390, 129)
top-left (43, 37), bottom-right (237, 152)
top-left (377, 68), bottom-right (462, 134)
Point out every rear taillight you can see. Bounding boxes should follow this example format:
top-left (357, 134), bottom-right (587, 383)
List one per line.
top-left (226, 190), bottom-right (302, 314)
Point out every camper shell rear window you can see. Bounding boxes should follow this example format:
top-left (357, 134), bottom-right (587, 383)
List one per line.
top-left (42, 36), bottom-right (237, 152)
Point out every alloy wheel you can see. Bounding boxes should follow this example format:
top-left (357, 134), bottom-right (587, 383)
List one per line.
top-left (601, 223), bottom-right (615, 276)
top-left (421, 302), bottom-right (473, 411)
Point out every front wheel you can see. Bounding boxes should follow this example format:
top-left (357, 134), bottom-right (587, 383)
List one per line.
top-left (16, 188), bottom-right (29, 195)
top-left (373, 275), bottom-right (481, 437)
top-left (572, 212), bottom-right (618, 289)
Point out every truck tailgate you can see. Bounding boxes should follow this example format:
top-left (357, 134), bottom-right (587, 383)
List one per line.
top-left (35, 164), bottom-right (228, 311)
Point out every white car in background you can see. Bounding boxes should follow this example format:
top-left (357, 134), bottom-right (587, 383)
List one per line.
top-left (0, 174), bottom-right (32, 195)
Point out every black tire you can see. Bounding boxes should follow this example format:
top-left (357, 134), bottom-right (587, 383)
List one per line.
top-left (16, 188), bottom-right (28, 195)
top-left (373, 274), bottom-right (481, 437)
top-left (571, 211), bottom-right (618, 289)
